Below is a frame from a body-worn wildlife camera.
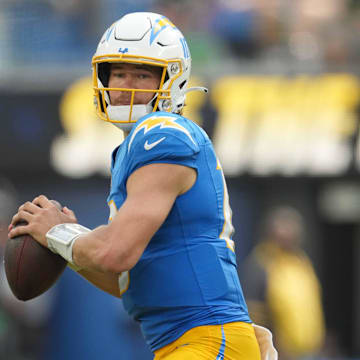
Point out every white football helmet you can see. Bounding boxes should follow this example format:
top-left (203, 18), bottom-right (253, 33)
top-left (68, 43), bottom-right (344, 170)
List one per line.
top-left (92, 12), bottom-right (206, 132)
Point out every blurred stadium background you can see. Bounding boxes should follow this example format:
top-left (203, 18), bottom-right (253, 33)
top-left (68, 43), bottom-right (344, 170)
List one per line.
top-left (1, 0), bottom-right (360, 359)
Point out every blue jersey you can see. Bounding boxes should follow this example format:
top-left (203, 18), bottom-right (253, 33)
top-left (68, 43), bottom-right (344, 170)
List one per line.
top-left (107, 112), bottom-right (251, 351)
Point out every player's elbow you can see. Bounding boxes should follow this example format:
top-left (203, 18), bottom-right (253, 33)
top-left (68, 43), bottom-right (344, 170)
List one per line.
top-left (96, 243), bottom-right (138, 274)
top-left (100, 255), bottom-right (134, 274)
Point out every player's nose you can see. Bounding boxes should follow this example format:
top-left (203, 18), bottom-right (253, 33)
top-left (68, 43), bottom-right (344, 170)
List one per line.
top-left (121, 74), bottom-right (137, 88)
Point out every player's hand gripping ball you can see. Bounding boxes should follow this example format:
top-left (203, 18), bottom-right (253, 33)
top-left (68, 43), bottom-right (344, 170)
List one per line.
top-left (4, 200), bottom-right (67, 301)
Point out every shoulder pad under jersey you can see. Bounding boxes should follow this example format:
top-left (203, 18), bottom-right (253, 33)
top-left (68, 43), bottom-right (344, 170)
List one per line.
top-left (126, 112), bottom-right (200, 173)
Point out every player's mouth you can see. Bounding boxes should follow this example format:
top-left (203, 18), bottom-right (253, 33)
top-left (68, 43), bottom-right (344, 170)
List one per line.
top-left (110, 97), bottom-right (132, 106)
top-left (113, 98), bottom-right (145, 106)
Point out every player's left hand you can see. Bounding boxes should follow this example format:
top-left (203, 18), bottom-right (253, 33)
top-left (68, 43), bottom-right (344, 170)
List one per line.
top-left (8, 195), bottom-right (77, 248)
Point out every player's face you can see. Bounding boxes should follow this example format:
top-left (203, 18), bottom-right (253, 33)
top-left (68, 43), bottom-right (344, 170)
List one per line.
top-left (108, 63), bottom-right (162, 106)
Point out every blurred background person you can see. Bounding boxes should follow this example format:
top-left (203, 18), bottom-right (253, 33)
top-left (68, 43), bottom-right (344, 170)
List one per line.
top-left (241, 206), bottom-right (325, 360)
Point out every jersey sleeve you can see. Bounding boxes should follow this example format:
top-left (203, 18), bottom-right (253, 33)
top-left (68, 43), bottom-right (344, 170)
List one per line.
top-left (127, 128), bottom-right (200, 175)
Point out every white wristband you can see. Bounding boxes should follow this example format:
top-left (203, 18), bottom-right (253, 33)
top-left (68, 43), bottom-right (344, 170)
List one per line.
top-left (46, 223), bottom-right (91, 265)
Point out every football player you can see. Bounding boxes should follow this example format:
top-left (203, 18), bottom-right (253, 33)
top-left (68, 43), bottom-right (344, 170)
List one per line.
top-left (9, 12), bottom-right (277, 359)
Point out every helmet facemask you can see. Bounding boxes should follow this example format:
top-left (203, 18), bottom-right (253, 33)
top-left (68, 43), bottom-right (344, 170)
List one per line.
top-left (92, 55), bottom-right (185, 132)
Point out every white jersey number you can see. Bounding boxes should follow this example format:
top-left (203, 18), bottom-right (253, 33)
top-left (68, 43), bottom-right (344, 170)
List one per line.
top-left (217, 159), bottom-right (235, 252)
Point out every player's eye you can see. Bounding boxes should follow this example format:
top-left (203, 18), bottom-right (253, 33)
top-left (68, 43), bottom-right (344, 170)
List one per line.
top-left (113, 72), bottom-right (125, 78)
top-left (138, 73), bottom-right (150, 79)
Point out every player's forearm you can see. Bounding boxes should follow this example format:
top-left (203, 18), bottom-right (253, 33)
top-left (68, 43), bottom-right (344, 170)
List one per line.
top-left (76, 268), bottom-right (121, 298)
top-left (71, 221), bottom-right (138, 274)
top-left (72, 224), bottom-right (123, 273)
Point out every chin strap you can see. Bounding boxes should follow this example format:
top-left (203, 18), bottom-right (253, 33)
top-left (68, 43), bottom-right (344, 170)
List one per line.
top-left (184, 86), bottom-right (208, 94)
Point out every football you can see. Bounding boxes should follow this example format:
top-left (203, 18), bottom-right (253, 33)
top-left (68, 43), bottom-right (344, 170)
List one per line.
top-left (4, 200), bottom-right (67, 301)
